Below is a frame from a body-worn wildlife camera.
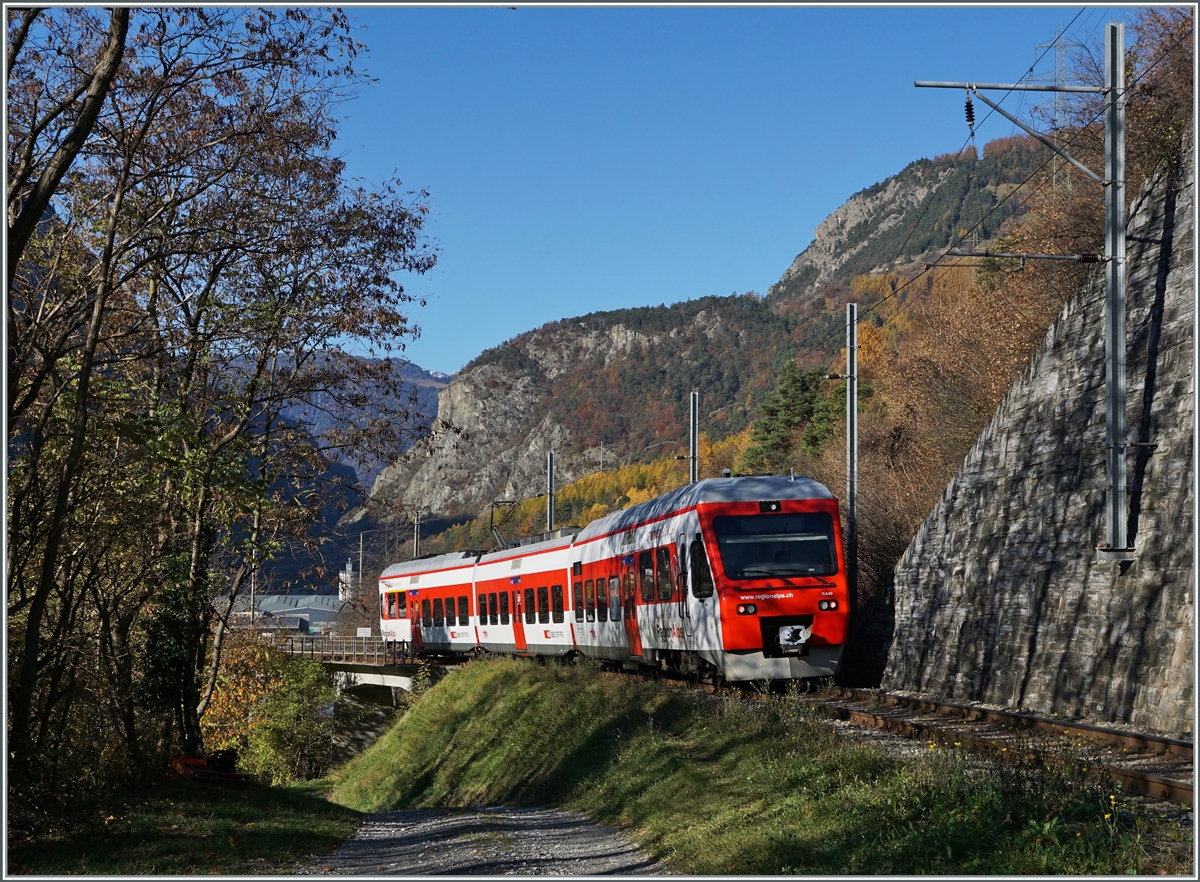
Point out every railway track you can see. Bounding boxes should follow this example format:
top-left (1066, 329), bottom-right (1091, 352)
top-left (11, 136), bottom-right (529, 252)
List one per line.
top-left (807, 687), bottom-right (1193, 805)
top-left (655, 674), bottom-right (1191, 805)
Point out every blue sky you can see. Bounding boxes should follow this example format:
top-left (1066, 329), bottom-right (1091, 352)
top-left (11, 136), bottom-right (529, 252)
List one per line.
top-left (334, 5), bottom-right (1122, 374)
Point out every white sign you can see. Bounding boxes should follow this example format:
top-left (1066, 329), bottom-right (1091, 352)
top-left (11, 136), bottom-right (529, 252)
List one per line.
top-left (357, 627), bottom-right (372, 637)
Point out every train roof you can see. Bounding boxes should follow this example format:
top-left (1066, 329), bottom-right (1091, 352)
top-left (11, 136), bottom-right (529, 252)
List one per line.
top-left (574, 475), bottom-right (834, 543)
top-left (379, 550), bottom-right (478, 580)
top-left (476, 530), bottom-right (576, 565)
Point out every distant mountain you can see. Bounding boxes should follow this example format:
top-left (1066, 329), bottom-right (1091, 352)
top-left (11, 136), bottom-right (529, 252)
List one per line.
top-left (259, 357), bottom-right (447, 592)
top-left (367, 136), bottom-right (1043, 523)
top-left (279, 356), bottom-right (448, 491)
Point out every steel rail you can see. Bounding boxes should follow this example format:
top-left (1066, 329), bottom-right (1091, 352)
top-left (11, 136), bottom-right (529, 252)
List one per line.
top-left (820, 687), bottom-right (1192, 805)
top-left (825, 688), bottom-right (1193, 759)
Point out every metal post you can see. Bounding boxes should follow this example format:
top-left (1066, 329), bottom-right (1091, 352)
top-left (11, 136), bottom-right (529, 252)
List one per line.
top-left (689, 390), bottom-right (699, 483)
top-left (1100, 21), bottom-right (1131, 560)
top-left (913, 29), bottom-right (1127, 560)
top-left (413, 510), bottom-right (420, 559)
top-left (547, 451), bottom-right (555, 533)
top-left (358, 532), bottom-right (364, 598)
top-left (846, 303), bottom-right (858, 618)
top-left (250, 570), bottom-right (255, 632)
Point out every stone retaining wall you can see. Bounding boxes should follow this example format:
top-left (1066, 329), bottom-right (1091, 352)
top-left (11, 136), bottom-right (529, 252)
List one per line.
top-left (881, 149), bottom-right (1194, 737)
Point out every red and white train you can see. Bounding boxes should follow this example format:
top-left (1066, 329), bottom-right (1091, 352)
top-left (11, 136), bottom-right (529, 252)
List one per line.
top-left (378, 475), bottom-right (849, 683)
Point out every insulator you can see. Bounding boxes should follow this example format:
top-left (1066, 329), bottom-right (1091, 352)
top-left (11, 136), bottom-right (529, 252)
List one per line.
top-left (965, 96), bottom-right (976, 129)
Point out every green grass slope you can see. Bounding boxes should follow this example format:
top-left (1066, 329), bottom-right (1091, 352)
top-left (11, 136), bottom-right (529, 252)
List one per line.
top-left (6, 779), bottom-right (360, 875)
top-left (327, 659), bottom-right (1189, 875)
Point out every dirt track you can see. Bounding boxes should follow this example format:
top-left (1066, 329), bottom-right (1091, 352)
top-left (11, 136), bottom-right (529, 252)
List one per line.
top-left (292, 806), bottom-right (668, 876)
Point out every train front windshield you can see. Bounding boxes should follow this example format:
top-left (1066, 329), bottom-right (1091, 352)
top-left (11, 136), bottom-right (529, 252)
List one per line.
top-left (712, 512), bottom-right (838, 579)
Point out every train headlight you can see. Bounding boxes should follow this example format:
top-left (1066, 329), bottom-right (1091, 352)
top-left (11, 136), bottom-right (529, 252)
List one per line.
top-left (736, 603), bottom-right (757, 615)
top-left (819, 600), bottom-right (839, 611)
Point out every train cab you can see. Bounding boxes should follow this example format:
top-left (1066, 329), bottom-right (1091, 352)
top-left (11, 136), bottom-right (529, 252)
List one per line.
top-left (572, 475), bottom-right (848, 682)
top-left (693, 477), bottom-right (848, 681)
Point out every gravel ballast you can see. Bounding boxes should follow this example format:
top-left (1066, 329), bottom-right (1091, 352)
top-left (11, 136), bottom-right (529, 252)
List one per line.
top-left (294, 806), bottom-right (668, 875)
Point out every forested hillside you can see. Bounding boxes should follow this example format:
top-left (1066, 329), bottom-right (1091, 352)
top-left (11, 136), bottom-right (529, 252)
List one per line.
top-left (371, 132), bottom-right (1048, 523)
top-left (769, 135), bottom-right (1042, 302)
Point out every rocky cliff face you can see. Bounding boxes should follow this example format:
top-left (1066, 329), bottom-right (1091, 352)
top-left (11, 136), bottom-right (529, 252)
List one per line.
top-left (367, 299), bottom-right (786, 521)
top-left (880, 145), bottom-right (1194, 736)
top-left (771, 165), bottom-right (955, 299)
top-left (370, 359), bottom-right (564, 520)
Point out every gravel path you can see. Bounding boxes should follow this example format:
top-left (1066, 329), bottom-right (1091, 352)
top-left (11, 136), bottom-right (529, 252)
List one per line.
top-left (293, 806), bottom-right (668, 876)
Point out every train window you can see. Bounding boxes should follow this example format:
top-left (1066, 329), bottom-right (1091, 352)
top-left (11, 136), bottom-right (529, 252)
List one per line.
top-left (573, 582), bottom-right (584, 622)
top-left (609, 576), bottom-right (621, 619)
top-left (596, 578), bottom-right (608, 622)
top-left (584, 580), bottom-right (595, 622)
top-left (551, 585), bottom-right (564, 623)
top-left (384, 593), bottom-right (394, 618)
top-left (397, 592), bottom-right (407, 618)
top-left (458, 595), bottom-right (470, 626)
top-left (537, 586), bottom-right (550, 624)
top-left (381, 595), bottom-right (388, 619)
top-left (638, 550), bottom-right (654, 602)
top-left (691, 535), bottom-right (715, 598)
top-left (712, 512), bottom-right (838, 579)
top-left (625, 570), bottom-right (636, 618)
top-left (656, 546), bottom-right (672, 600)
top-left (499, 591), bottom-right (510, 625)
top-left (488, 592), bottom-right (499, 625)
top-left (524, 588), bottom-right (536, 624)
top-left (421, 599), bottom-right (432, 628)
top-left (432, 598), bottom-right (444, 627)
top-left (478, 593), bottom-right (488, 623)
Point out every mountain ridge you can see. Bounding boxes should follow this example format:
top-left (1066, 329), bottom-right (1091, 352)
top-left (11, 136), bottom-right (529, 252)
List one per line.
top-left (367, 135), bottom-right (1042, 523)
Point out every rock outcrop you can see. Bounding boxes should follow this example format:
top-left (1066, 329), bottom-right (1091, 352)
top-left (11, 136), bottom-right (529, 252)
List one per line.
top-left (771, 165), bottom-right (955, 299)
top-left (881, 147), bottom-right (1194, 736)
top-left (369, 321), bottom-right (668, 520)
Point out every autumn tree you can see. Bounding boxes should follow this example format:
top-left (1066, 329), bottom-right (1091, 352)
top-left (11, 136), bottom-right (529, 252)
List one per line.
top-left (7, 7), bottom-right (436, 805)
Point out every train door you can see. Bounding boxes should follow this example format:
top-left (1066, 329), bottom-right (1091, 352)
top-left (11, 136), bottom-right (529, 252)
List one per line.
top-left (410, 590), bottom-right (424, 650)
top-left (621, 555), bottom-right (643, 657)
top-left (676, 533), bottom-right (694, 649)
top-left (512, 587), bottom-right (528, 652)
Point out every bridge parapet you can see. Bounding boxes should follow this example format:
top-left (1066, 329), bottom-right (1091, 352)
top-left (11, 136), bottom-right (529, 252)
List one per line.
top-left (274, 634), bottom-right (415, 666)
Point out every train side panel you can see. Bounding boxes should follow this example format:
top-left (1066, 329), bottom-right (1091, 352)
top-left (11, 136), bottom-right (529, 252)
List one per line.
top-left (379, 584), bottom-right (413, 644)
top-left (570, 529), bottom-right (631, 662)
top-left (474, 536), bottom-right (575, 657)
